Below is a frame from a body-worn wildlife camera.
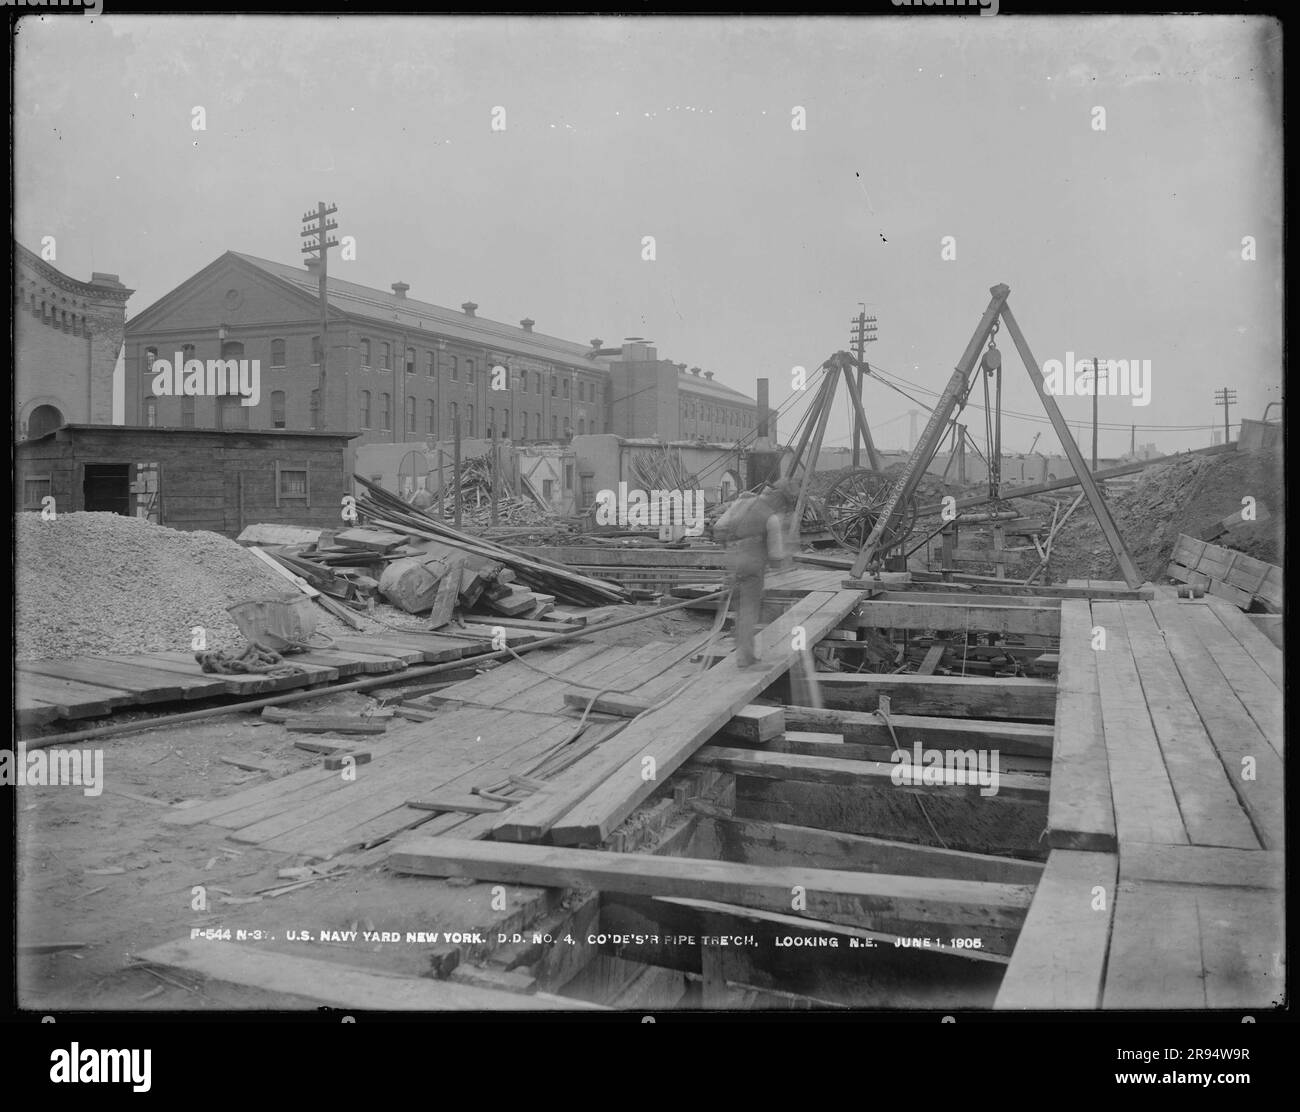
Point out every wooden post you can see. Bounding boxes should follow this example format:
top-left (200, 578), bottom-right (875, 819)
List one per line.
top-left (453, 421), bottom-right (462, 529)
top-left (490, 439), bottom-right (500, 527)
top-left (997, 303), bottom-right (1142, 588)
top-left (841, 359), bottom-right (884, 471)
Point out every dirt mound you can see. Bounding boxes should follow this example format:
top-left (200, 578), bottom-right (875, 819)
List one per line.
top-left (15, 512), bottom-right (360, 662)
top-left (1039, 447), bottom-right (1283, 581)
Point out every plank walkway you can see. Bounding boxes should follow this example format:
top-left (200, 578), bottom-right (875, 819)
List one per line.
top-left (999, 595), bottom-right (1284, 1010)
top-left (15, 630), bottom-right (508, 728)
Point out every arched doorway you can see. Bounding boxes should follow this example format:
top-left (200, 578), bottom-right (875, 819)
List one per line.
top-left (720, 469), bottom-right (741, 501)
top-left (27, 404), bottom-right (64, 439)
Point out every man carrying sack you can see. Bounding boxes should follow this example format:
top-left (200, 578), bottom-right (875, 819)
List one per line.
top-left (713, 479), bottom-right (798, 669)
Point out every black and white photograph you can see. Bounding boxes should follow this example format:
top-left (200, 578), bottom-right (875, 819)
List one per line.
top-left (10, 7), bottom-right (1285, 1031)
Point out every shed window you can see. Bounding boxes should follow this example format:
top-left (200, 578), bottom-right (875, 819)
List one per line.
top-left (274, 461), bottom-right (311, 507)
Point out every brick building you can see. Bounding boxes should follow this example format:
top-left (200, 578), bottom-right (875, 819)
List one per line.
top-left (123, 251), bottom-right (772, 457)
top-left (14, 241), bottom-right (133, 440)
top-left (124, 252), bottom-right (612, 451)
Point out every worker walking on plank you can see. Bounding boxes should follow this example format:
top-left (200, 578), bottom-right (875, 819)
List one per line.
top-left (714, 479), bottom-right (798, 669)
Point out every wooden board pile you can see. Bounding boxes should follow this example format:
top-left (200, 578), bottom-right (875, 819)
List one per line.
top-left (435, 452), bottom-right (556, 528)
top-left (350, 475), bottom-right (630, 608)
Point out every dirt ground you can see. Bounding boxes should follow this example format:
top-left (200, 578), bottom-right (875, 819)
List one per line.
top-left (16, 606), bottom-right (717, 1012)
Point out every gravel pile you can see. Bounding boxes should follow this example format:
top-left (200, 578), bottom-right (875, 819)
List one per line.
top-left (15, 512), bottom-right (359, 662)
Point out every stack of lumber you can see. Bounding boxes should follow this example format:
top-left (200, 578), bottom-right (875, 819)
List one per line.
top-left (351, 474), bottom-right (628, 608)
top-left (435, 452), bottom-right (555, 528)
top-left (1165, 534), bottom-right (1281, 612)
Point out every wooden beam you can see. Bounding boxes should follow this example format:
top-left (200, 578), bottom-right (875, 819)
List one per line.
top-left (500, 588), bottom-right (864, 845)
top-left (995, 850), bottom-right (1117, 1009)
top-left (719, 705), bottom-right (785, 744)
top-left (779, 704), bottom-right (1053, 756)
top-left (851, 600), bottom-right (1059, 636)
top-left (687, 746), bottom-right (1048, 802)
top-left (996, 303), bottom-right (1141, 587)
top-left (1047, 599), bottom-right (1116, 852)
top-left (695, 815), bottom-right (1043, 884)
top-left (1119, 844), bottom-right (1282, 890)
top-left (135, 939), bottom-right (599, 1010)
top-left (388, 837), bottom-right (1034, 945)
top-left (815, 673), bottom-right (1056, 720)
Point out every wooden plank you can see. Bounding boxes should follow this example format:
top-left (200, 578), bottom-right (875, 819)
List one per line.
top-left (699, 815), bottom-right (1043, 884)
top-left (1178, 604), bottom-right (1283, 754)
top-left (327, 638), bottom-right (425, 665)
top-left (850, 600), bottom-right (1060, 636)
top-left (780, 705), bottom-right (1054, 756)
top-left (767, 731), bottom-right (1052, 775)
top-left (1103, 879), bottom-right (1206, 1008)
top-left (1117, 603), bottom-right (1259, 849)
top-left (687, 746), bottom-right (1048, 802)
top-left (15, 696), bottom-right (62, 727)
top-left (135, 939), bottom-right (595, 1010)
top-left (100, 655), bottom-right (238, 697)
top-left (289, 648), bottom-right (408, 675)
top-left (718, 705), bottom-right (785, 744)
top-left (435, 642), bottom-right (607, 707)
top-left (1090, 602), bottom-right (1187, 845)
top-left (1196, 885), bottom-right (1285, 1008)
top-left (850, 579), bottom-right (1149, 601)
top-left (17, 659), bottom-right (188, 703)
top-left (1046, 600), bottom-right (1115, 851)
top-left (917, 644), bottom-right (946, 675)
top-left (13, 672), bottom-right (135, 719)
top-left (816, 673), bottom-right (1056, 720)
top-left (144, 651), bottom-right (339, 691)
top-left (532, 589), bottom-right (866, 846)
top-left (995, 850), bottom-right (1117, 1010)
top-left (1120, 844), bottom-right (1283, 890)
top-left (1246, 613), bottom-right (1283, 651)
top-left (1148, 600), bottom-right (1284, 847)
top-left (389, 837), bottom-right (1034, 944)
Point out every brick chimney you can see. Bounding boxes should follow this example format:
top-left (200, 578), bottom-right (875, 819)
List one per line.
top-left (704, 370), bottom-right (714, 380)
top-left (392, 282), bottom-right (409, 299)
top-left (520, 318), bottom-right (535, 332)
top-left (461, 301), bottom-right (478, 317)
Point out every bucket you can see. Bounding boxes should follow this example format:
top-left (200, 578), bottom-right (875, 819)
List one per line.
top-left (227, 594), bottom-right (332, 653)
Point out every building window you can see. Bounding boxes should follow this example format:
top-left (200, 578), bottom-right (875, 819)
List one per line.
top-left (23, 478), bottom-right (51, 509)
top-left (550, 375), bottom-right (557, 397)
top-left (181, 395), bottom-right (196, 428)
top-left (380, 342), bottom-right (392, 370)
top-left (563, 418), bottom-right (572, 440)
top-left (361, 390), bottom-right (372, 428)
top-left (406, 395), bottom-right (417, 434)
top-left (563, 378), bottom-right (570, 400)
top-left (466, 358), bottom-right (475, 383)
top-left (426, 351), bottom-right (435, 377)
top-left (271, 338), bottom-right (286, 368)
top-left (218, 396), bottom-right (248, 429)
top-left (181, 343), bottom-right (196, 366)
top-left (542, 478), bottom-right (554, 500)
top-left (310, 389), bottom-right (320, 428)
top-left (144, 397), bottom-right (157, 427)
top-left (406, 347), bottom-right (416, 376)
top-left (450, 356), bottom-right (459, 381)
top-left (361, 338), bottom-right (371, 367)
top-left (426, 400), bottom-right (436, 434)
top-left (466, 403), bottom-right (475, 435)
top-left (565, 463), bottom-right (574, 491)
top-left (535, 413), bottom-right (543, 439)
top-left (551, 415), bottom-right (558, 439)
top-left (380, 392), bottom-right (392, 430)
top-left (277, 465), bottom-right (309, 501)
top-left (144, 346), bottom-right (158, 376)
top-left (449, 401), bottom-right (458, 433)
top-left (534, 372), bottom-right (542, 394)
top-left (487, 407), bottom-right (495, 438)
top-left (311, 335), bottom-right (323, 365)
top-left (578, 418), bottom-right (585, 435)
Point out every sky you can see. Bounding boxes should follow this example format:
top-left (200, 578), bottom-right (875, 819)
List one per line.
top-left (14, 14), bottom-right (1283, 459)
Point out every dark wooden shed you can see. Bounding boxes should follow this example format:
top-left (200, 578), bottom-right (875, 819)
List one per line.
top-left (16, 424), bottom-right (359, 536)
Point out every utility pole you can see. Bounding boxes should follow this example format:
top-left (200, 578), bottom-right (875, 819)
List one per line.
top-left (300, 202), bottom-right (339, 429)
top-left (1214, 386), bottom-right (1237, 444)
top-left (849, 305), bottom-right (877, 468)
